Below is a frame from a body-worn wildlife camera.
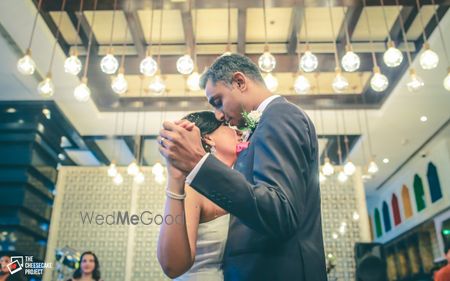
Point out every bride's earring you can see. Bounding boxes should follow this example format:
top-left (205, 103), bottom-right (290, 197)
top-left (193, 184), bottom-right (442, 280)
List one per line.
top-left (210, 146), bottom-right (216, 155)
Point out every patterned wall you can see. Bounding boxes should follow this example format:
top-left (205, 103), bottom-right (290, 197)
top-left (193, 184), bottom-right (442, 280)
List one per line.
top-left (43, 166), bottom-right (370, 281)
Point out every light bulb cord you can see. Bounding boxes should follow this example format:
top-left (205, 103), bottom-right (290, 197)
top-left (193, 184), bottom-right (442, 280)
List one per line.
top-left (73, 0), bottom-right (84, 54)
top-left (431, 0), bottom-right (450, 67)
top-left (379, 0), bottom-right (393, 43)
top-left (341, 6), bottom-right (351, 48)
top-left (362, 0), bottom-right (378, 68)
top-left (27, 0), bottom-right (43, 50)
top-left (82, 0), bottom-right (98, 79)
top-left (415, 0), bottom-right (428, 44)
top-left (47, 0), bottom-right (67, 74)
top-left (327, 0), bottom-right (340, 68)
top-left (395, 0), bottom-right (413, 67)
top-left (108, 0), bottom-right (118, 52)
top-left (157, 0), bottom-right (164, 67)
top-left (262, 0), bottom-right (269, 49)
top-left (147, 0), bottom-right (155, 55)
top-left (120, 0), bottom-right (132, 69)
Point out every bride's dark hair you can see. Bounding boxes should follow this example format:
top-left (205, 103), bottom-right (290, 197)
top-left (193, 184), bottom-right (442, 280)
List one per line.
top-left (183, 111), bottom-right (224, 152)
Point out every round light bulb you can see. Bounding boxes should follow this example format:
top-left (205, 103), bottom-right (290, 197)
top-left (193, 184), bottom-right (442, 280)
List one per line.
top-left (140, 56), bottom-right (158, 76)
top-left (64, 55), bottom-right (82, 75)
top-left (149, 75), bottom-right (166, 95)
top-left (187, 71), bottom-right (201, 91)
top-left (37, 77), bottom-right (55, 98)
top-left (111, 73), bottom-right (128, 94)
top-left (338, 171), bottom-right (348, 183)
top-left (341, 51), bottom-right (360, 72)
top-left (127, 161), bottom-right (139, 176)
top-left (419, 48), bottom-right (439, 70)
top-left (152, 162), bottom-right (164, 177)
top-left (322, 158), bottom-right (334, 176)
top-left (444, 72), bottom-right (450, 91)
top-left (176, 54), bottom-right (194, 75)
top-left (263, 73), bottom-right (278, 92)
top-left (299, 51), bottom-right (318, 72)
top-left (113, 173), bottom-right (123, 185)
top-left (258, 51), bottom-right (276, 73)
top-left (370, 71), bottom-right (389, 92)
top-left (17, 53), bottom-right (36, 75)
top-left (368, 160), bottom-right (379, 174)
top-left (100, 53), bottom-right (119, 74)
top-left (319, 172), bottom-right (326, 183)
top-left (332, 233), bottom-right (338, 240)
top-left (332, 71), bottom-right (349, 93)
top-left (344, 161), bottom-right (356, 176)
top-left (383, 46), bottom-right (403, 67)
top-left (294, 74), bottom-right (311, 94)
top-left (107, 163), bottom-right (117, 177)
top-left (73, 81), bottom-right (91, 102)
top-left (134, 172), bottom-right (145, 184)
top-left (155, 174), bottom-right (166, 184)
top-left (407, 71), bottom-right (424, 92)
top-left (353, 211), bottom-right (360, 221)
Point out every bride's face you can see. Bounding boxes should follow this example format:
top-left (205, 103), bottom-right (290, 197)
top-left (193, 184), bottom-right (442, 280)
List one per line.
top-left (209, 125), bottom-right (240, 166)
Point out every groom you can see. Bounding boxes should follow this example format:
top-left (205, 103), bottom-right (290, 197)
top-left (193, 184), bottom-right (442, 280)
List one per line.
top-left (158, 54), bottom-right (327, 281)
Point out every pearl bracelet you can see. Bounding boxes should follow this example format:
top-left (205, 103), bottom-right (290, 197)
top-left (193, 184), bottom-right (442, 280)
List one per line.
top-left (166, 189), bottom-right (186, 200)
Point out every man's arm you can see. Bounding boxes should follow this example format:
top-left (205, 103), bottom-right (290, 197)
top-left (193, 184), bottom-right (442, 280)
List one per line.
top-left (190, 104), bottom-right (315, 239)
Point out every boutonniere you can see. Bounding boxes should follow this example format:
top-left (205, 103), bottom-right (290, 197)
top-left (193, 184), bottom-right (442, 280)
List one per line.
top-left (236, 141), bottom-right (250, 155)
top-left (240, 110), bottom-right (261, 142)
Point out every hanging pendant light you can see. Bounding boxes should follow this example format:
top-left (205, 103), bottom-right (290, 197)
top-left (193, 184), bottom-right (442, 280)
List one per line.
top-left (370, 66), bottom-right (389, 92)
top-left (341, 45), bottom-right (360, 72)
top-left (332, 68), bottom-right (349, 93)
top-left (187, 71), bottom-right (201, 91)
top-left (383, 42), bottom-right (403, 67)
top-left (149, 74), bottom-right (166, 95)
top-left (37, 74), bottom-right (55, 98)
top-left (74, 77), bottom-right (91, 102)
top-left (258, 50), bottom-right (276, 73)
top-left (344, 161), bottom-right (356, 176)
top-left (101, 53), bottom-right (119, 74)
top-left (107, 161), bottom-right (118, 177)
top-left (140, 55), bottom-right (158, 76)
top-left (127, 160), bottom-right (139, 176)
top-left (368, 160), bottom-right (379, 174)
top-left (419, 43), bottom-right (439, 70)
top-left (444, 69), bottom-right (450, 91)
top-left (299, 49), bottom-right (318, 72)
top-left (113, 173), bottom-right (123, 185)
top-left (176, 54), bottom-right (195, 75)
top-left (322, 157), bottom-right (334, 176)
top-left (264, 73), bottom-right (278, 92)
top-left (64, 51), bottom-right (82, 75)
top-left (338, 171), bottom-right (348, 183)
top-left (294, 73), bottom-right (311, 94)
top-left (134, 171), bottom-right (145, 184)
top-left (406, 69), bottom-right (424, 92)
top-left (17, 49), bottom-right (36, 75)
top-left (111, 69), bottom-right (128, 94)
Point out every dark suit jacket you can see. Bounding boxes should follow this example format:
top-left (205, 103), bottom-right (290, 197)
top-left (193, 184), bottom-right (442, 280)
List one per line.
top-left (190, 97), bottom-right (327, 281)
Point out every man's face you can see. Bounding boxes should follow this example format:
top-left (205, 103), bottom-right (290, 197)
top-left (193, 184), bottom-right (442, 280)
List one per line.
top-left (205, 79), bottom-right (245, 128)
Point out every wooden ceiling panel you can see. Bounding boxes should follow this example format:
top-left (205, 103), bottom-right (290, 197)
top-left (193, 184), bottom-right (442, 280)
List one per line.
top-left (246, 8), bottom-right (293, 43)
top-left (352, 6), bottom-right (400, 42)
top-left (298, 7), bottom-right (346, 42)
top-left (84, 11), bottom-right (133, 44)
top-left (137, 9), bottom-right (185, 44)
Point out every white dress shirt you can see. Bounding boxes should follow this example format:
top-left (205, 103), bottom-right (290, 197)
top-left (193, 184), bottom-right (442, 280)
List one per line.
top-left (185, 95), bottom-right (280, 184)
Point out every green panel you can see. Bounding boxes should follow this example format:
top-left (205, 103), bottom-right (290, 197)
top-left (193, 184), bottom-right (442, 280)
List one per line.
top-left (413, 174), bottom-right (426, 212)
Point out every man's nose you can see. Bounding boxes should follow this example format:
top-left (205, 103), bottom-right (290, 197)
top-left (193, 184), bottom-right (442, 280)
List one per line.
top-left (214, 110), bottom-right (225, 121)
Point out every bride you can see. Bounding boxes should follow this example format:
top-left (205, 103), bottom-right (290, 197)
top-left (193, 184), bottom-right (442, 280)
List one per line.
top-left (157, 111), bottom-right (240, 280)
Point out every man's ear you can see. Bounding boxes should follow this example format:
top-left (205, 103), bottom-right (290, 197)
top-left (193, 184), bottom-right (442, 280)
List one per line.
top-left (232, 72), bottom-right (247, 92)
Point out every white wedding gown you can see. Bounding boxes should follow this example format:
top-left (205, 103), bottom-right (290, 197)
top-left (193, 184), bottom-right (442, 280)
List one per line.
top-left (174, 214), bottom-right (230, 281)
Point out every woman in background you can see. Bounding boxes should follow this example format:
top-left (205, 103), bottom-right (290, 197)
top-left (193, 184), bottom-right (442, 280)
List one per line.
top-left (67, 251), bottom-right (102, 281)
top-left (157, 111), bottom-right (240, 280)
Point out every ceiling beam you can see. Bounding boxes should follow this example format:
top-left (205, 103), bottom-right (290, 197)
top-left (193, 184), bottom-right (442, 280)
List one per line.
top-left (336, 4), bottom-right (364, 58)
top-left (83, 137), bottom-right (111, 165)
top-left (124, 9), bottom-right (147, 58)
top-left (41, 0), bottom-right (450, 11)
top-left (181, 8), bottom-right (195, 57)
top-left (237, 8), bottom-right (247, 54)
top-left (287, 6), bottom-right (303, 55)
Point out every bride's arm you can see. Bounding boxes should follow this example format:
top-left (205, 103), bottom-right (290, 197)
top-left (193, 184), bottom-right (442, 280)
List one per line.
top-left (157, 172), bottom-right (201, 278)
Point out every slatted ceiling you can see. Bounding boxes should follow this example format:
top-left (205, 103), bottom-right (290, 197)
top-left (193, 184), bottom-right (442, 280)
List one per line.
top-left (406, 5), bottom-right (437, 40)
top-left (49, 12), bottom-right (82, 45)
top-left (84, 11), bottom-right (133, 44)
top-left (192, 9), bottom-right (239, 44)
top-left (137, 9), bottom-right (185, 44)
top-left (298, 7), bottom-right (346, 42)
top-left (246, 8), bottom-right (293, 43)
top-left (352, 6), bottom-right (400, 42)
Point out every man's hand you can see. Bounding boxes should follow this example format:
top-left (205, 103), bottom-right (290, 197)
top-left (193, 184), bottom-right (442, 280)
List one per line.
top-left (158, 120), bottom-right (206, 174)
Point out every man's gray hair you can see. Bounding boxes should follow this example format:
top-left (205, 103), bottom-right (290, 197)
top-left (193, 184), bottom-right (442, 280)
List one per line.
top-left (199, 53), bottom-right (265, 89)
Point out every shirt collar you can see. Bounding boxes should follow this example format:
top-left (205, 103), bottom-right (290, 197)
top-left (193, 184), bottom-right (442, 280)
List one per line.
top-left (256, 95), bottom-right (281, 113)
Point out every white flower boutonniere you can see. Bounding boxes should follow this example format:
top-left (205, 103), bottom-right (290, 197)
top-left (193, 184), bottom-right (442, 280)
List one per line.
top-left (241, 110), bottom-right (262, 131)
